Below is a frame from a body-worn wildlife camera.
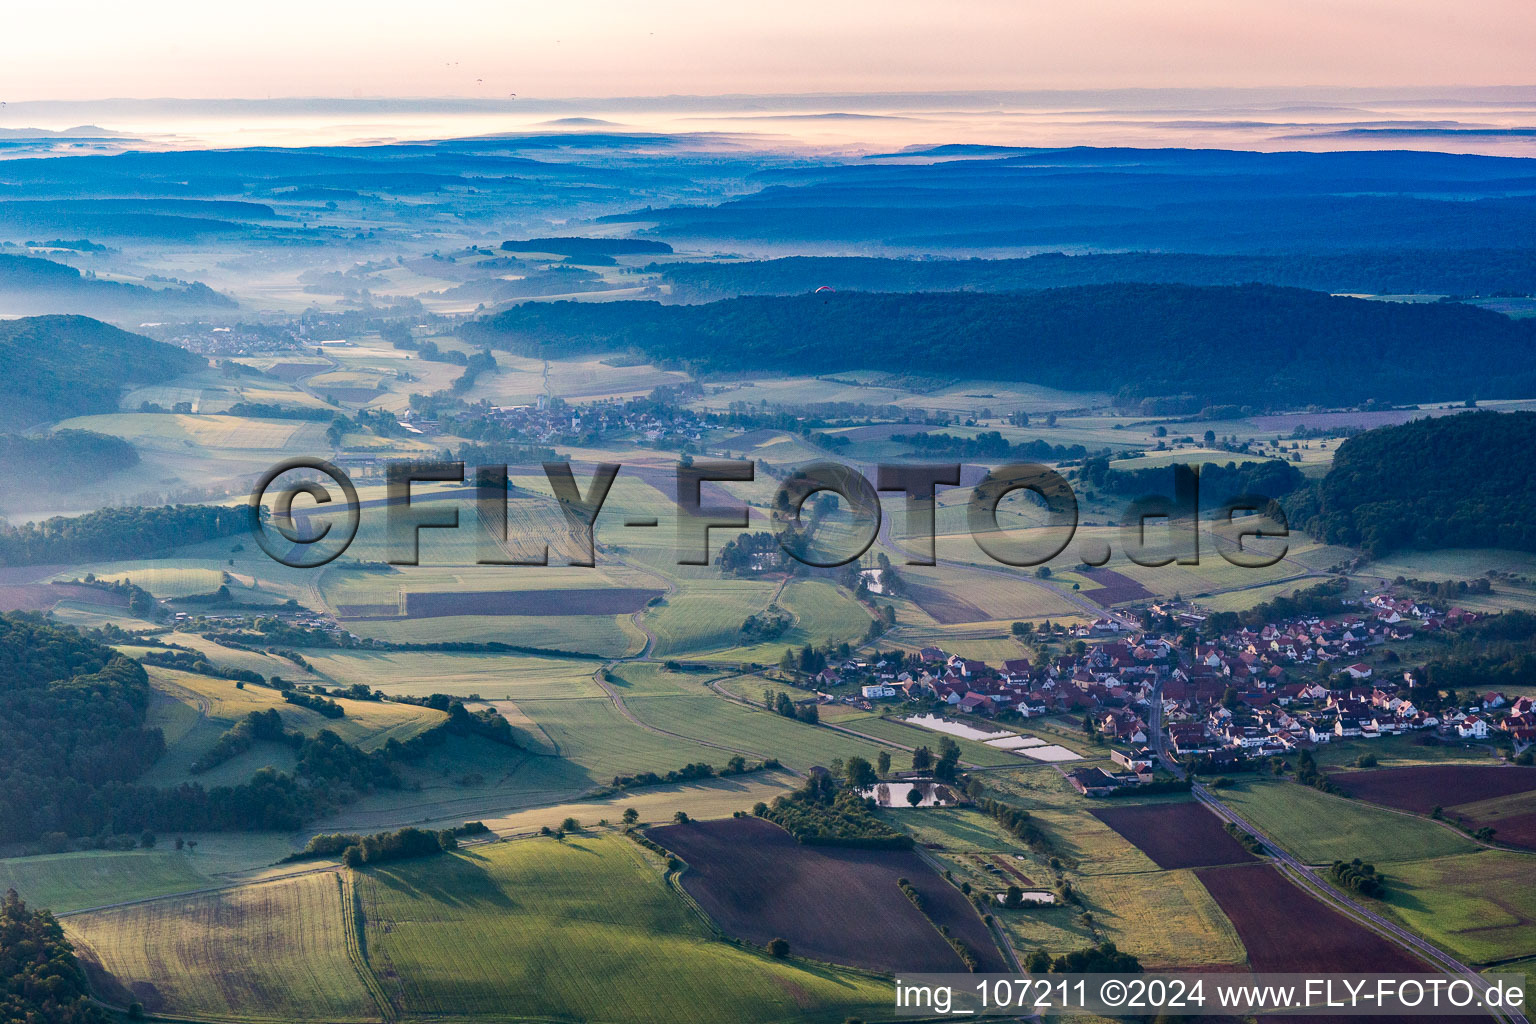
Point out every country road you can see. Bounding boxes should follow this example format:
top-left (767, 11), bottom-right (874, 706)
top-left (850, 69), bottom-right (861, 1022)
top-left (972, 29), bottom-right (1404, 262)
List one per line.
top-left (1145, 679), bottom-right (1528, 1024)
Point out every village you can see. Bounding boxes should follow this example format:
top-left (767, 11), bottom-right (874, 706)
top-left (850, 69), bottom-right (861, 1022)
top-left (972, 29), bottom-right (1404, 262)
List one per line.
top-left (781, 589), bottom-right (1536, 798)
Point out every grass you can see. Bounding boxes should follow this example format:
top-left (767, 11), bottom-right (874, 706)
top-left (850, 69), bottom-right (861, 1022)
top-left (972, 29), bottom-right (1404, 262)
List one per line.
top-left (515, 696), bottom-right (728, 780)
top-left (0, 851), bottom-right (212, 914)
top-left (343, 612), bottom-right (645, 657)
top-left (621, 693), bottom-right (903, 773)
top-left (702, 580), bottom-right (872, 664)
top-left (298, 650), bottom-right (605, 700)
top-left (1310, 733), bottom-right (1504, 770)
top-left (645, 580), bottom-right (780, 657)
top-left (65, 871), bottom-right (381, 1022)
top-left (1216, 779), bottom-right (1479, 865)
top-left (91, 566), bottom-right (226, 597)
top-left (1376, 850), bottom-right (1536, 965)
top-left (139, 667), bottom-right (447, 786)
top-left (357, 836), bottom-right (889, 1024)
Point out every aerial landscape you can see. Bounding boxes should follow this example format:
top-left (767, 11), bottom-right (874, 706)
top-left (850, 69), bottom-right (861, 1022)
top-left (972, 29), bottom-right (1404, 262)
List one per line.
top-left (3, 3), bottom-right (1536, 1023)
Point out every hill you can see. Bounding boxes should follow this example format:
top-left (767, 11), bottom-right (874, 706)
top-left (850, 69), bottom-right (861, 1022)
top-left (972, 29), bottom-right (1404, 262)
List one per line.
top-left (0, 315), bottom-right (203, 427)
top-left (463, 284), bottom-right (1536, 410)
top-left (1287, 410), bottom-right (1536, 556)
top-left (0, 253), bottom-right (236, 316)
top-left (654, 251), bottom-right (1536, 302)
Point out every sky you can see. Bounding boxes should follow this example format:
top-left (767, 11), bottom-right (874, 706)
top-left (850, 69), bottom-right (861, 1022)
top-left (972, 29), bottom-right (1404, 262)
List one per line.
top-left (3, 0), bottom-right (1535, 102)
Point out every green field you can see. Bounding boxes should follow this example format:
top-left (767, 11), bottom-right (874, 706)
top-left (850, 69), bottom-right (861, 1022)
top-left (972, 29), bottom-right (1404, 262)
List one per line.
top-left (1376, 850), bottom-right (1536, 964)
top-left (1216, 779), bottom-right (1479, 864)
top-left (66, 871), bottom-right (382, 1022)
top-left (298, 650), bottom-right (605, 700)
top-left (0, 851), bottom-right (212, 914)
top-left (357, 837), bottom-right (889, 1023)
top-left (621, 692), bottom-right (902, 773)
top-left (644, 580), bottom-right (779, 657)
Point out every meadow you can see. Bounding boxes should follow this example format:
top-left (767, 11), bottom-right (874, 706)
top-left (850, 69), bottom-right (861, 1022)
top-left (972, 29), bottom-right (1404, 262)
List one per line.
top-left (1374, 850), bottom-right (1536, 965)
top-left (1215, 779), bottom-right (1480, 865)
top-left (0, 851), bottom-right (212, 915)
top-left (356, 836), bottom-right (891, 1023)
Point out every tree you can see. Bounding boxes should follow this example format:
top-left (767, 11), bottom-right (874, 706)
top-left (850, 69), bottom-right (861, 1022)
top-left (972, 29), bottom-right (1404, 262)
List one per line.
top-left (876, 750), bottom-right (892, 775)
top-left (845, 756), bottom-right (878, 789)
top-left (905, 786), bottom-right (924, 808)
top-left (561, 817), bottom-right (580, 833)
top-left (1203, 429), bottom-right (1217, 447)
top-left (767, 937), bottom-right (790, 958)
top-left (673, 810), bottom-right (690, 824)
top-left (911, 746), bottom-right (933, 772)
top-left (622, 807), bottom-right (639, 825)
top-left (934, 738), bottom-right (962, 782)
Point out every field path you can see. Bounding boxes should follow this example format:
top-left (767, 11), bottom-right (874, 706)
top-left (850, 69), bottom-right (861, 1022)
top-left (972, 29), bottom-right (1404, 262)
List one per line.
top-left (590, 668), bottom-right (803, 774)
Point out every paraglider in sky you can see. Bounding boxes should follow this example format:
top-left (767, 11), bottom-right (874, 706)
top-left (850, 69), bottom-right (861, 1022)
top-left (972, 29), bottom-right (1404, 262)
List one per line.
top-left (813, 285), bottom-right (835, 293)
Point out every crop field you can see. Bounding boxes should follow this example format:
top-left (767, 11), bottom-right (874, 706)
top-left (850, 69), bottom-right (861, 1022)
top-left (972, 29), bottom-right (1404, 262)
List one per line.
top-left (644, 580), bottom-right (780, 657)
top-left (1310, 733), bottom-right (1502, 770)
top-left (1080, 868), bottom-right (1247, 969)
top-left (1327, 765), bottom-right (1536, 814)
top-left (297, 650), bottom-right (605, 700)
top-left (699, 579), bottom-right (874, 663)
top-left (1195, 863), bottom-right (1428, 971)
top-left (1215, 779), bottom-right (1478, 864)
top-left (1090, 802), bottom-right (1255, 870)
top-left (1447, 790), bottom-right (1536, 851)
top-left (471, 773), bottom-right (802, 836)
top-left (91, 565), bottom-right (226, 597)
top-left (514, 696), bottom-right (730, 780)
top-left (1375, 851), bottom-right (1536, 964)
top-left (0, 851), bottom-right (212, 914)
top-left (66, 871), bottom-right (382, 1022)
top-left (898, 563), bottom-right (1080, 623)
top-left (357, 836), bottom-right (889, 1024)
top-left (56, 411), bottom-right (327, 452)
top-left (344, 612), bottom-right (644, 656)
top-left (621, 693), bottom-right (903, 772)
top-left (650, 817), bottom-right (1007, 973)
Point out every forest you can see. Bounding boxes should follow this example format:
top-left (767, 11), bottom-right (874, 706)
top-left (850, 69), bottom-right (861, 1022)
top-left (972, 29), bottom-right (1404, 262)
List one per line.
top-left (656, 250), bottom-right (1536, 302)
top-left (463, 284), bottom-right (1536, 410)
top-left (1285, 410), bottom-right (1536, 556)
top-left (0, 503), bottom-right (248, 566)
top-left (0, 889), bottom-right (102, 1023)
top-left (0, 314), bottom-right (204, 427)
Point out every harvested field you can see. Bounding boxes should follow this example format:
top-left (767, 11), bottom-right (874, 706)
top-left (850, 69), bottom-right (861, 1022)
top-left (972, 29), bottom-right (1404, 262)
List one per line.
top-left (649, 817), bottom-right (1007, 973)
top-left (1075, 567), bottom-right (1154, 607)
top-left (903, 579), bottom-right (991, 624)
top-left (338, 587), bottom-right (663, 619)
top-left (1092, 802), bottom-right (1254, 870)
top-left (1328, 765), bottom-right (1536, 814)
top-left (1196, 863), bottom-right (1427, 971)
top-left (0, 582), bottom-right (127, 612)
top-left (66, 872), bottom-right (380, 1022)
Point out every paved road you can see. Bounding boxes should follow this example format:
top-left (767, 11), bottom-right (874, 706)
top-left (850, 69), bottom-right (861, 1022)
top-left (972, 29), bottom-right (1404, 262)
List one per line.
top-left (1197, 786), bottom-right (1528, 1024)
top-left (1146, 674), bottom-right (1525, 1023)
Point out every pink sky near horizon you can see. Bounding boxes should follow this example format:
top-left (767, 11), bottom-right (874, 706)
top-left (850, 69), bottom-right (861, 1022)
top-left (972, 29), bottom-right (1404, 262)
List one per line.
top-left (2, 0), bottom-right (1534, 102)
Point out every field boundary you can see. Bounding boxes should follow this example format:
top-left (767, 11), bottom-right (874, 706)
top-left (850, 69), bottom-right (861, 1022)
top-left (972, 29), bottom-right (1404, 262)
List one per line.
top-left (339, 871), bottom-right (395, 1022)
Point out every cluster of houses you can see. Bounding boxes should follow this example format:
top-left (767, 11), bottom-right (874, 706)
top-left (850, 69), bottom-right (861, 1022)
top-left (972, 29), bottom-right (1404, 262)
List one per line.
top-left (412, 394), bottom-right (707, 448)
top-left (796, 591), bottom-right (1533, 795)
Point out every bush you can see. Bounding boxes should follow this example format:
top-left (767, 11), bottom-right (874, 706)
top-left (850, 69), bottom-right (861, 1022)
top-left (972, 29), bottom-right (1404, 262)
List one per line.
top-left (767, 938), bottom-right (790, 958)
